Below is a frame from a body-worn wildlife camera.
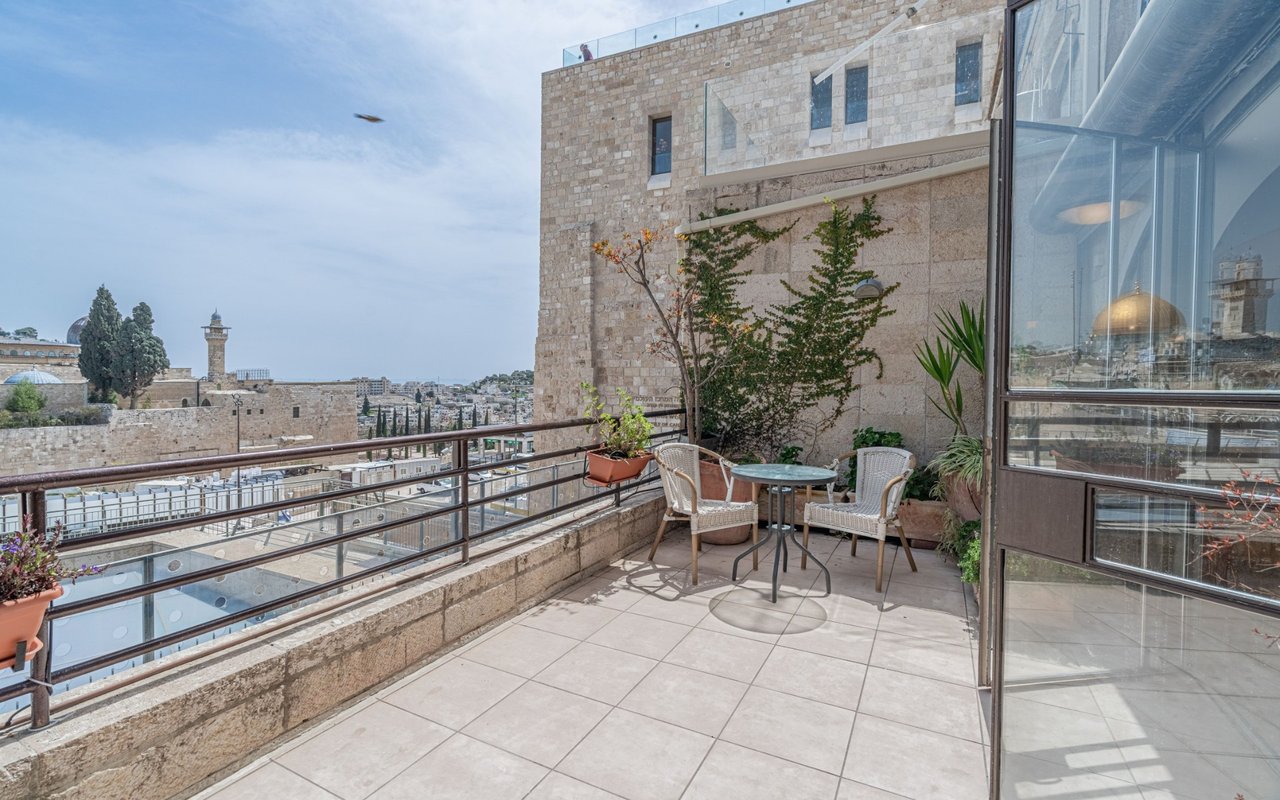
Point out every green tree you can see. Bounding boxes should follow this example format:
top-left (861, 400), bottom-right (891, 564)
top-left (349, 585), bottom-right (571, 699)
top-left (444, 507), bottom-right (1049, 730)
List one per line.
top-left (78, 286), bottom-right (122, 401)
top-left (414, 388), bottom-right (423, 403)
top-left (113, 302), bottom-right (170, 409)
top-left (483, 408), bottom-right (491, 425)
top-left (361, 396), bottom-right (372, 416)
top-left (471, 405), bottom-right (478, 428)
top-left (13, 327), bottom-right (37, 339)
top-left (456, 408), bottom-right (464, 429)
top-left (5, 380), bottom-right (46, 414)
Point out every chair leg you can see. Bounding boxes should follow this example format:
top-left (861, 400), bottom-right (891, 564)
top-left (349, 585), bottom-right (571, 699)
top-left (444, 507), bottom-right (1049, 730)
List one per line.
top-left (898, 523), bottom-right (918, 572)
top-left (875, 539), bottom-right (886, 593)
top-left (751, 520), bottom-right (759, 571)
top-left (801, 520), bottom-right (810, 570)
top-left (691, 532), bottom-right (700, 585)
top-left (648, 514), bottom-right (671, 562)
top-left (851, 534), bottom-right (858, 557)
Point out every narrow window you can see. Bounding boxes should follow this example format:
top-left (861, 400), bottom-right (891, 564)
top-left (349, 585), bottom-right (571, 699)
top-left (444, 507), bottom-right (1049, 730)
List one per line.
top-left (292, 406), bottom-right (300, 418)
top-left (651, 116), bottom-right (672, 175)
top-left (810, 73), bottom-right (833, 130)
top-left (955, 42), bottom-right (982, 106)
top-left (844, 65), bottom-right (868, 125)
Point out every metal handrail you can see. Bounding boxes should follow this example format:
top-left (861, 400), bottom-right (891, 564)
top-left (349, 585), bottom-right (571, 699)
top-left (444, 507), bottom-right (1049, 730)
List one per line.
top-left (0, 409), bottom-right (685, 727)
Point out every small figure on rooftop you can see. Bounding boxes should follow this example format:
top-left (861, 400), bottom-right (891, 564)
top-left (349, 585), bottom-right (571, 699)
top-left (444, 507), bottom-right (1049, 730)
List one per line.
top-left (580, 43), bottom-right (593, 61)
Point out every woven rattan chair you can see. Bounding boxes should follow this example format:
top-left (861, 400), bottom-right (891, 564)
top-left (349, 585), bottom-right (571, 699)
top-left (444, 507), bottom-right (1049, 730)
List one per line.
top-left (650, 442), bottom-right (758, 585)
top-left (802, 446), bottom-right (917, 592)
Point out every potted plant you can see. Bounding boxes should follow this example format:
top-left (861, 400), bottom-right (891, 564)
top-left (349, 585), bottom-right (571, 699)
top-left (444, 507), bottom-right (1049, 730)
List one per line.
top-left (0, 517), bottom-right (99, 669)
top-left (896, 466), bottom-right (949, 549)
top-left (581, 384), bottom-right (654, 485)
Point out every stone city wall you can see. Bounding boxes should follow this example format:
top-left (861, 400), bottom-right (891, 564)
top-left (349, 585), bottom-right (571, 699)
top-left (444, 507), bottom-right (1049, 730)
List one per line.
top-left (536, 0), bottom-right (994, 464)
top-left (0, 381), bottom-right (88, 411)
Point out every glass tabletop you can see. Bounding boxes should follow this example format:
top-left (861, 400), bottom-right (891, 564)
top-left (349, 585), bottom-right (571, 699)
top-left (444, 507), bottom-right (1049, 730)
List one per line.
top-left (730, 463), bottom-right (838, 486)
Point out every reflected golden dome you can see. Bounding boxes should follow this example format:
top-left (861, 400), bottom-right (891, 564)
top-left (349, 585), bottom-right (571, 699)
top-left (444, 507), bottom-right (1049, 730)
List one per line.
top-left (1092, 284), bottom-right (1185, 337)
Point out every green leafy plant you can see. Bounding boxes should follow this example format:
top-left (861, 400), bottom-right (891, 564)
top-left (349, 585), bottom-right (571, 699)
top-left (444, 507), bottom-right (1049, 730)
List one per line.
top-left (940, 512), bottom-right (981, 559)
top-left (902, 466), bottom-right (940, 502)
top-left (845, 427), bottom-right (905, 487)
top-left (916, 300), bottom-right (985, 436)
top-left (0, 517), bottom-right (101, 603)
top-left (5, 380), bottom-right (46, 414)
top-left (929, 434), bottom-right (984, 495)
top-left (581, 383), bottom-right (653, 458)
top-left (778, 445), bottom-right (804, 465)
top-left (959, 536), bottom-right (982, 584)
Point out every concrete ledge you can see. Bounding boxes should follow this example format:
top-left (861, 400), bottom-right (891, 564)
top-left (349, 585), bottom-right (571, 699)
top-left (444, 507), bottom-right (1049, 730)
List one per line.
top-left (0, 491), bottom-right (664, 800)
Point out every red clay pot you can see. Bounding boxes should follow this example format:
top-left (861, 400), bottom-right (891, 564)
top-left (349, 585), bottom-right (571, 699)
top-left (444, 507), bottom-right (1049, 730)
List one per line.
top-left (0, 584), bottom-right (63, 670)
top-left (585, 450), bottom-right (653, 485)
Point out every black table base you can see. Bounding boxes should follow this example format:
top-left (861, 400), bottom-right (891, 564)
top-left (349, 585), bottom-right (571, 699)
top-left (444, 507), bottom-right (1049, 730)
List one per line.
top-left (732, 485), bottom-right (832, 603)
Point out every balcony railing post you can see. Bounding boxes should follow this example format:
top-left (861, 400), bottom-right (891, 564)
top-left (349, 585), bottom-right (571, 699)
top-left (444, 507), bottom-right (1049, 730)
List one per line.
top-left (25, 490), bottom-right (52, 729)
top-left (335, 515), bottom-right (345, 579)
top-left (456, 437), bottom-right (470, 562)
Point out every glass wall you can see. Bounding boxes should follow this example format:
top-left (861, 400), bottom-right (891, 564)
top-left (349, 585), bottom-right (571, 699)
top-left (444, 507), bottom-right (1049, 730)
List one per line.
top-left (1001, 1), bottom-right (1280, 796)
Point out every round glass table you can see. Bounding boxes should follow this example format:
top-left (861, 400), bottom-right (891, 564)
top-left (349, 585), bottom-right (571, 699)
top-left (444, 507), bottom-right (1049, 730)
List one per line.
top-left (729, 463), bottom-right (836, 603)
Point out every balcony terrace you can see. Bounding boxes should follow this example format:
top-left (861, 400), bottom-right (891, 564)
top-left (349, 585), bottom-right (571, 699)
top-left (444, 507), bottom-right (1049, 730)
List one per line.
top-left (195, 531), bottom-right (987, 800)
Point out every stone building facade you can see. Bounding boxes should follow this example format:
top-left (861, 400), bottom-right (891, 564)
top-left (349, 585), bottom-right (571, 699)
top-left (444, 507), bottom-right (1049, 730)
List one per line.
top-left (535, 0), bottom-right (996, 462)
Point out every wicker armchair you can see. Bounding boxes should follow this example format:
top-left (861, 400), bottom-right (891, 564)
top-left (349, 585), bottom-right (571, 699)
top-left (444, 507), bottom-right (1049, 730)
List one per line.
top-left (650, 443), bottom-right (758, 585)
top-left (802, 446), bottom-right (918, 592)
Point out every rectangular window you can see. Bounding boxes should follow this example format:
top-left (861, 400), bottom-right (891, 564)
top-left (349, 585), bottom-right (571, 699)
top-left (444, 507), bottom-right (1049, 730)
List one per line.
top-left (810, 73), bottom-right (832, 130)
top-left (844, 65), bottom-right (868, 125)
top-left (650, 116), bottom-right (672, 175)
top-left (955, 42), bottom-right (982, 105)
top-left (292, 406), bottom-right (300, 418)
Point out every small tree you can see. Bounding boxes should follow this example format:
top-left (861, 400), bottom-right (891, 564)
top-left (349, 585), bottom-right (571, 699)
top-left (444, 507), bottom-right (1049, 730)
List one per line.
top-left (113, 302), bottom-right (170, 409)
top-left (414, 388), bottom-right (423, 403)
top-left (78, 286), bottom-right (122, 401)
top-left (5, 380), bottom-right (46, 414)
top-left (13, 327), bottom-right (37, 339)
top-left (361, 396), bottom-right (372, 416)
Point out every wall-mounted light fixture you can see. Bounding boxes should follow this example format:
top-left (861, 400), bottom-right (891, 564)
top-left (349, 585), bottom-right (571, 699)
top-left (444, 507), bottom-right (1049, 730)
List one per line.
top-left (853, 278), bottom-right (885, 299)
top-left (1056, 200), bottom-right (1144, 226)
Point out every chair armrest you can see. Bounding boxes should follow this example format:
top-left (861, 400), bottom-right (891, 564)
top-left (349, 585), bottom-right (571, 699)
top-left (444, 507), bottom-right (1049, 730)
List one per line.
top-left (879, 472), bottom-right (909, 519)
top-left (668, 467), bottom-right (699, 515)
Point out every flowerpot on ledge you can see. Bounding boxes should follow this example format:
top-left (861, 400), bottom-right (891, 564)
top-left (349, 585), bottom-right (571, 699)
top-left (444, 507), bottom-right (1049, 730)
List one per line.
top-left (897, 499), bottom-right (948, 550)
top-left (698, 460), bottom-right (757, 545)
top-left (0, 584), bottom-right (63, 670)
top-left (585, 450), bottom-right (653, 486)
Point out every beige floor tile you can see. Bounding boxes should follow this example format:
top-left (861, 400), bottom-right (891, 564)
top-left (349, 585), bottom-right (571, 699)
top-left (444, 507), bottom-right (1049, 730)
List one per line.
top-left (463, 682), bottom-right (610, 767)
top-left (367, 733), bottom-right (546, 800)
top-left (876, 604), bottom-right (975, 647)
top-left (720, 686), bottom-right (855, 774)
top-left (587, 612), bottom-right (693, 660)
top-left (276, 701), bottom-right (451, 800)
top-left (526, 772), bottom-right (625, 799)
top-left (462, 623), bottom-right (578, 677)
top-left (858, 667), bottom-right (984, 743)
top-left (884, 582), bottom-right (969, 616)
top-left (618, 662), bottom-right (749, 736)
top-left (868, 630), bottom-right (975, 687)
top-left (663, 628), bottom-right (774, 683)
top-left (206, 763), bottom-right (340, 800)
top-left (695, 599), bottom-right (791, 643)
top-left (843, 716), bottom-right (987, 800)
top-left (792, 590), bottom-right (884, 629)
top-left (519, 598), bottom-right (621, 639)
top-left (778, 617), bottom-right (876, 664)
top-left (536, 641), bottom-right (657, 704)
top-left (383, 658), bottom-right (524, 729)
top-left (754, 645), bottom-right (867, 711)
top-left (684, 740), bottom-right (841, 800)
top-left (559, 708), bottom-right (713, 800)
top-left (626, 591), bottom-right (713, 626)
top-left (836, 779), bottom-right (910, 799)
top-left (708, 584), bottom-right (810, 614)
top-left (559, 576), bottom-right (644, 611)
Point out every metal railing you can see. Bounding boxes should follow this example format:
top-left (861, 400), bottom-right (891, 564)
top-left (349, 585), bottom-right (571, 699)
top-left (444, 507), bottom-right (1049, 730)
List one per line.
top-left (0, 409), bottom-right (684, 728)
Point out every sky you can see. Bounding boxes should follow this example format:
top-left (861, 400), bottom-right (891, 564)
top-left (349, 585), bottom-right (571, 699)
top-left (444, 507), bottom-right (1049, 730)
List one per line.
top-left (0, 0), bottom-right (709, 383)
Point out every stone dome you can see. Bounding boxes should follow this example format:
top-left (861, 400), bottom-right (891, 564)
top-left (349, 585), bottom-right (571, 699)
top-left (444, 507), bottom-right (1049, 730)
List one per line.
top-left (1092, 285), bottom-right (1185, 337)
top-left (67, 316), bottom-right (89, 345)
top-left (3, 369), bottom-right (63, 385)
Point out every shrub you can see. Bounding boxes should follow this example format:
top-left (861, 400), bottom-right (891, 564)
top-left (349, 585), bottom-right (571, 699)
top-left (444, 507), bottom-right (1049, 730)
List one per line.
top-left (5, 380), bottom-right (46, 414)
top-left (959, 537), bottom-right (981, 584)
top-left (847, 427), bottom-right (905, 488)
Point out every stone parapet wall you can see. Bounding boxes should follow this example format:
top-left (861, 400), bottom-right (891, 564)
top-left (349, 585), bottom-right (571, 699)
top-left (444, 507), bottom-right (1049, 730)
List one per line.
top-left (0, 382), bottom-right (88, 412)
top-left (0, 494), bottom-right (665, 800)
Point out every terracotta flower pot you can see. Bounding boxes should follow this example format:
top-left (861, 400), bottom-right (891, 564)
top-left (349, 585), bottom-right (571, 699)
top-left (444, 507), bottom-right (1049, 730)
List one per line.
top-left (0, 584), bottom-right (63, 670)
top-left (944, 474), bottom-right (982, 522)
top-left (897, 499), bottom-right (948, 549)
top-left (698, 460), bottom-right (758, 545)
top-left (585, 450), bottom-right (653, 485)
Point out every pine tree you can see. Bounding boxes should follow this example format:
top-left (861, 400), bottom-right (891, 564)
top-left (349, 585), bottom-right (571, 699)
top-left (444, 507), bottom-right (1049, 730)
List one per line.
top-left (113, 302), bottom-right (170, 409)
top-left (78, 286), bottom-right (122, 401)
top-left (361, 396), bottom-right (371, 416)
top-left (456, 408), bottom-right (464, 429)
top-left (5, 380), bottom-right (46, 414)
top-left (414, 388), bottom-right (423, 403)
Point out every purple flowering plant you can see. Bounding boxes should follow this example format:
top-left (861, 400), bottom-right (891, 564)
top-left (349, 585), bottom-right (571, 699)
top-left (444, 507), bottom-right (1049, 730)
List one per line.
top-left (0, 516), bottom-right (101, 603)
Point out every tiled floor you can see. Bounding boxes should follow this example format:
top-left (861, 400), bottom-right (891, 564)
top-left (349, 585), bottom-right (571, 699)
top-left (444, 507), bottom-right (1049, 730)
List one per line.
top-left (196, 531), bottom-right (990, 800)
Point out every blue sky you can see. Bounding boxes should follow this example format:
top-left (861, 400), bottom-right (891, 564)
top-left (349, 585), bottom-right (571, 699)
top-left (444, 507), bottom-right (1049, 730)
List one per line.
top-left (0, 0), bottom-right (706, 382)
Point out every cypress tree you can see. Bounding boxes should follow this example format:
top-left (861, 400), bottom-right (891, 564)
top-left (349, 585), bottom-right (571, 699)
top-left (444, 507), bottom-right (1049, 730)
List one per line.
top-left (361, 396), bottom-right (371, 416)
top-left (78, 285), bottom-right (122, 401)
top-left (113, 302), bottom-right (170, 409)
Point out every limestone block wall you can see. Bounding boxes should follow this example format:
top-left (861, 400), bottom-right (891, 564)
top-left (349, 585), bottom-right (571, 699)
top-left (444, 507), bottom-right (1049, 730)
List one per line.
top-left (0, 381), bottom-right (88, 411)
top-left (536, 0), bottom-right (995, 464)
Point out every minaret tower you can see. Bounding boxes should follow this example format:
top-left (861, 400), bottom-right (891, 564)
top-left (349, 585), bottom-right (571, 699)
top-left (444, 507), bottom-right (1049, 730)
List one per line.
top-left (1211, 255), bottom-right (1275, 338)
top-left (202, 310), bottom-right (230, 380)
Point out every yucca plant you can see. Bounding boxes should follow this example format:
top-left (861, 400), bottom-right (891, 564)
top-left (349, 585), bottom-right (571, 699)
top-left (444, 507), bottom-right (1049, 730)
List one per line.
top-left (915, 299), bottom-right (985, 436)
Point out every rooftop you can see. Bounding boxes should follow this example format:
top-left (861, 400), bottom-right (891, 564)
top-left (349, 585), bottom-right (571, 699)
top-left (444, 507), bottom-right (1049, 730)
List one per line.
top-left (195, 532), bottom-right (988, 799)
